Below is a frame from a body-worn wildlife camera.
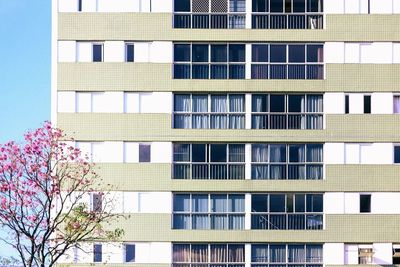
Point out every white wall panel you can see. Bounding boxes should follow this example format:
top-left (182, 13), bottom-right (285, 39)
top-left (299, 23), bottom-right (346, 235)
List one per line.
top-left (135, 43), bottom-right (150, 62)
top-left (141, 0), bottom-right (151, 11)
top-left (393, 43), bottom-right (400, 63)
top-left (151, 142), bottom-right (172, 163)
top-left (151, 0), bottom-right (173, 12)
top-left (394, 0), bottom-right (400, 13)
top-left (344, 193), bottom-right (360, 213)
top-left (373, 243), bottom-right (393, 264)
top-left (82, 0), bottom-right (97, 11)
top-left (91, 92), bottom-right (107, 112)
top-left (359, 143), bottom-right (373, 164)
top-left (371, 0), bottom-right (393, 13)
top-left (325, 143), bottom-right (345, 164)
top-left (344, 143), bottom-right (360, 164)
top-left (361, 43), bottom-right (392, 63)
top-left (97, 0), bottom-right (139, 12)
top-left (76, 42), bottom-right (92, 62)
top-left (349, 94), bottom-right (364, 114)
top-left (325, 0), bottom-right (345, 13)
top-left (324, 243), bottom-right (345, 264)
top-left (324, 193), bottom-right (345, 214)
top-left (359, 0), bottom-right (369, 13)
top-left (104, 243), bottom-right (123, 263)
top-left (76, 142), bottom-right (92, 161)
top-left (147, 92), bottom-right (173, 113)
top-left (124, 142), bottom-right (139, 163)
top-left (344, 0), bottom-right (361, 13)
top-left (58, 92), bottom-right (76, 113)
top-left (103, 142), bottom-right (123, 163)
top-left (58, 0), bottom-right (77, 12)
top-left (371, 143), bottom-right (393, 164)
top-left (344, 244), bottom-right (359, 264)
top-left (371, 193), bottom-right (400, 214)
top-left (91, 142), bottom-right (104, 162)
top-left (104, 41), bottom-right (125, 62)
top-left (150, 42), bottom-right (173, 63)
top-left (135, 243), bottom-right (151, 263)
top-left (324, 42), bottom-right (344, 63)
top-left (124, 92), bottom-right (140, 113)
top-left (138, 192), bottom-right (171, 213)
top-left (149, 243), bottom-right (172, 263)
top-left (76, 92), bottom-right (92, 112)
top-left (372, 93), bottom-right (393, 114)
top-left (106, 191), bottom-right (124, 214)
top-left (245, 194), bottom-right (252, 230)
top-left (324, 93), bottom-right (345, 114)
top-left (58, 41), bottom-right (76, 62)
top-left (139, 93), bottom-right (154, 113)
top-left (105, 92), bottom-right (124, 113)
top-left (123, 192), bottom-right (139, 213)
top-left (344, 43), bottom-right (360, 63)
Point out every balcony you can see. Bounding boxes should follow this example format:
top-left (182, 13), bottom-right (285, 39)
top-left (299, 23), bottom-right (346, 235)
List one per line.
top-left (251, 213), bottom-right (323, 230)
top-left (173, 163), bottom-right (246, 180)
top-left (251, 64), bottom-right (324, 80)
top-left (252, 13), bottom-right (323, 29)
top-left (174, 13), bottom-right (246, 29)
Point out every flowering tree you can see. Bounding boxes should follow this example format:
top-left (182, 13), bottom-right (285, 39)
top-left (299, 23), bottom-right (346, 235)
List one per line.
top-left (0, 122), bottom-right (123, 267)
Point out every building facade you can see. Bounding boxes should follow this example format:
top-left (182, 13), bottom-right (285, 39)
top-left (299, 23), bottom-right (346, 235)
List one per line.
top-left (53, 0), bottom-right (400, 265)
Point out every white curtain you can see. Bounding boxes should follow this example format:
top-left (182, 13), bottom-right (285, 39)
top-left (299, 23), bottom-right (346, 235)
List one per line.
top-left (306, 94), bottom-right (323, 112)
top-left (191, 245), bottom-right (208, 262)
top-left (270, 145), bottom-right (286, 162)
top-left (252, 245), bottom-right (269, 262)
top-left (211, 95), bottom-right (228, 112)
top-left (252, 144), bottom-right (269, 162)
top-left (192, 114), bottom-right (209, 129)
top-left (174, 94), bottom-right (191, 111)
top-left (306, 245), bottom-right (323, 263)
top-left (229, 144), bottom-right (245, 162)
top-left (270, 245), bottom-right (286, 262)
top-left (228, 245), bottom-right (245, 262)
top-left (173, 244), bottom-right (190, 262)
top-left (192, 95), bottom-right (209, 128)
top-left (211, 244), bottom-right (227, 262)
top-left (306, 144), bottom-right (323, 162)
top-left (211, 194), bottom-right (227, 212)
top-left (394, 96), bottom-right (400, 113)
top-left (288, 245), bottom-right (306, 262)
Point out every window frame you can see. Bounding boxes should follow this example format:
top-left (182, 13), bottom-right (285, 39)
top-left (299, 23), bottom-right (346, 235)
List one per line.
top-left (125, 42), bottom-right (135, 62)
top-left (92, 42), bottom-right (104, 62)
top-left (93, 244), bottom-right (102, 263)
top-left (124, 243), bottom-right (136, 263)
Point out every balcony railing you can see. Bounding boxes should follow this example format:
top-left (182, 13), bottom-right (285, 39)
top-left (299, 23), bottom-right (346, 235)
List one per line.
top-left (251, 213), bottom-right (323, 230)
top-left (174, 13), bottom-right (246, 29)
top-left (251, 113), bottom-right (323, 130)
top-left (174, 264), bottom-right (245, 267)
top-left (174, 63), bottom-right (246, 79)
top-left (173, 163), bottom-right (245, 179)
top-left (252, 264), bottom-right (322, 267)
top-left (173, 213), bottom-right (246, 229)
top-left (252, 14), bottom-right (323, 29)
top-left (174, 113), bottom-right (246, 129)
top-left (251, 64), bottom-right (324, 79)
top-left (251, 164), bottom-right (323, 180)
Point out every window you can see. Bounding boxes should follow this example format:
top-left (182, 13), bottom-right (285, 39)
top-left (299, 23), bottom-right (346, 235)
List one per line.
top-left (251, 193), bottom-right (323, 230)
top-left (358, 246), bottom-right (373, 264)
top-left (252, 94), bottom-right (324, 129)
top-left (91, 193), bottom-right (102, 212)
top-left (173, 43), bottom-right (245, 79)
top-left (126, 43), bottom-right (134, 62)
top-left (394, 96), bottom-right (400, 114)
top-left (252, 144), bottom-right (323, 180)
top-left (173, 94), bottom-right (245, 129)
top-left (393, 246), bottom-right (400, 264)
top-left (360, 194), bottom-right (371, 213)
top-left (172, 244), bottom-right (245, 266)
top-left (173, 0), bottom-right (246, 29)
top-left (173, 194), bottom-right (245, 229)
top-left (345, 94), bottom-right (349, 114)
top-left (78, 0), bottom-right (82, 11)
top-left (394, 145), bottom-right (400, 163)
top-left (173, 144), bottom-right (245, 179)
top-left (139, 144), bottom-right (151, 162)
top-left (251, 44), bottom-right (324, 80)
top-left (251, 244), bottom-right (323, 265)
top-left (363, 95), bottom-right (371, 114)
top-left (252, 0), bottom-right (323, 29)
top-left (124, 244), bottom-right (135, 262)
top-left (93, 244), bottom-right (102, 262)
top-left (92, 43), bottom-right (103, 62)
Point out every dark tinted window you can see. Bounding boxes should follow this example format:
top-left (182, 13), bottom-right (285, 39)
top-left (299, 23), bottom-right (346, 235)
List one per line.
top-left (252, 194), bottom-right (269, 212)
top-left (270, 194), bottom-right (286, 212)
top-left (229, 44), bottom-right (245, 62)
top-left (253, 0), bottom-right (269, 12)
top-left (211, 144), bottom-right (227, 162)
top-left (139, 144), bottom-right (151, 162)
top-left (394, 146), bottom-right (400, 163)
top-left (173, 194), bottom-right (190, 211)
top-left (289, 45), bottom-right (305, 63)
top-left (174, 0), bottom-right (191, 11)
top-left (78, 0), bottom-right (82, 11)
top-left (270, 45), bottom-right (286, 62)
top-left (345, 95), bottom-right (349, 114)
top-left (192, 45), bottom-right (209, 62)
top-left (360, 194), bottom-right (371, 213)
top-left (270, 0), bottom-right (284, 12)
top-left (293, 0), bottom-right (305, 12)
top-left (285, 0), bottom-right (292, 12)
top-left (270, 95), bottom-right (285, 112)
top-left (288, 95), bottom-right (304, 112)
top-left (289, 145), bottom-right (305, 162)
top-left (364, 95), bottom-right (371, 114)
top-left (192, 144), bottom-right (207, 162)
top-left (92, 193), bottom-right (102, 212)
top-left (211, 45), bottom-right (228, 62)
top-left (173, 144), bottom-right (190, 162)
top-left (252, 94), bottom-right (268, 112)
top-left (269, 145), bottom-right (286, 162)
top-left (286, 194), bottom-right (293, 212)
top-left (295, 194), bottom-right (305, 212)
top-left (307, 0), bottom-right (322, 12)
top-left (125, 244), bottom-right (135, 262)
top-left (306, 194), bottom-right (323, 212)
top-left (92, 44), bottom-right (103, 62)
top-left (252, 44), bottom-right (269, 62)
top-left (174, 44), bottom-right (190, 61)
top-left (126, 44), bottom-right (134, 62)
top-left (94, 244), bottom-right (102, 262)
top-left (307, 45), bottom-right (323, 62)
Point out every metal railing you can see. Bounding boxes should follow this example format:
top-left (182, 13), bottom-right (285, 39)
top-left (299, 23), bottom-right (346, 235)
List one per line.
top-left (173, 163), bottom-right (246, 179)
top-left (252, 14), bottom-right (323, 29)
top-left (174, 63), bottom-right (246, 79)
top-left (173, 113), bottom-right (246, 129)
top-left (251, 164), bottom-right (323, 180)
top-left (173, 213), bottom-right (246, 229)
top-left (251, 64), bottom-right (324, 79)
top-left (251, 213), bottom-right (323, 230)
top-left (251, 113), bottom-right (323, 129)
top-left (174, 13), bottom-right (246, 29)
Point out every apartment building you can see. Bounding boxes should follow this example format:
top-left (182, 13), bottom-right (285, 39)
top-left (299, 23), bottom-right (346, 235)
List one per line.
top-left (53, 0), bottom-right (400, 265)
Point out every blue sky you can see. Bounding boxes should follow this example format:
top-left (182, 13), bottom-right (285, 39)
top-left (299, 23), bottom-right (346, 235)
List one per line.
top-left (0, 0), bottom-right (51, 144)
top-left (0, 0), bottom-right (50, 257)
